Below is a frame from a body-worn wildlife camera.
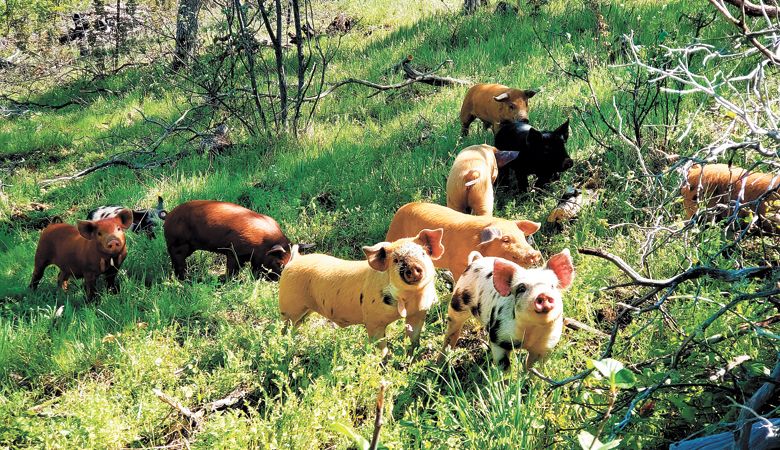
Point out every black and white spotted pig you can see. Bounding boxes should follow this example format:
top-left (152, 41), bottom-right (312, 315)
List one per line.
top-left (442, 249), bottom-right (574, 370)
top-left (88, 196), bottom-right (167, 238)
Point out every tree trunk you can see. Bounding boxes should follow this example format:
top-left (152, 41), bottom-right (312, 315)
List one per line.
top-left (172, 0), bottom-right (203, 71)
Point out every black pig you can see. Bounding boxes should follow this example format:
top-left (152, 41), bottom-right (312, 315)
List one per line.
top-left (493, 120), bottom-right (572, 192)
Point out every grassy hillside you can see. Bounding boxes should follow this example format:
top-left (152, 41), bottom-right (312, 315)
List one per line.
top-left (1, 0), bottom-right (778, 448)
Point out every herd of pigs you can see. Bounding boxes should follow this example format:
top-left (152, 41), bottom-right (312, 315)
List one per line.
top-left (27, 83), bottom-right (780, 370)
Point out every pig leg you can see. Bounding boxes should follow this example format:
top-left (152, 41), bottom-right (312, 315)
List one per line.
top-left (225, 255), bottom-right (241, 279)
top-left (460, 114), bottom-right (476, 136)
top-left (404, 310), bottom-right (428, 354)
top-left (442, 308), bottom-right (469, 353)
top-left (365, 321), bottom-right (389, 359)
top-left (83, 273), bottom-right (98, 301)
top-left (490, 342), bottom-right (511, 371)
top-left (29, 259), bottom-right (50, 290)
top-left (469, 187), bottom-right (494, 216)
top-left (167, 244), bottom-right (192, 280)
top-left (105, 268), bottom-right (119, 294)
top-left (524, 352), bottom-right (542, 370)
top-left (57, 271), bottom-right (70, 292)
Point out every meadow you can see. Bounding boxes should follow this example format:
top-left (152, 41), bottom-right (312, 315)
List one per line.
top-left (1, 0), bottom-right (778, 448)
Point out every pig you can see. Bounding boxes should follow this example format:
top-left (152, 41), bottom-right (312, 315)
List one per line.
top-left (163, 200), bottom-right (294, 281)
top-left (442, 249), bottom-right (574, 370)
top-left (446, 144), bottom-right (520, 216)
top-left (87, 196), bottom-right (167, 238)
top-left (493, 119), bottom-right (572, 193)
top-left (460, 83), bottom-right (537, 136)
top-left (681, 164), bottom-right (780, 227)
top-left (386, 202), bottom-right (541, 283)
top-left (278, 229), bottom-right (444, 356)
top-left (29, 209), bottom-right (133, 300)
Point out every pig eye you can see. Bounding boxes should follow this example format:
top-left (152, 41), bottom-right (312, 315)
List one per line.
top-left (515, 284), bottom-right (527, 294)
top-left (393, 257), bottom-right (399, 264)
top-left (501, 236), bottom-right (511, 243)
top-left (97, 232), bottom-right (102, 237)
top-left (508, 104), bottom-right (516, 110)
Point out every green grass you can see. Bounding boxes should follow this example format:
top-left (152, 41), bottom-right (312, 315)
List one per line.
top-left (1, 0), bottom-right (778, 448)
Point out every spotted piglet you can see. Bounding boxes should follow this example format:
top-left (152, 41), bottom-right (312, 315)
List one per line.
top-left (442, 249), bottom-right (574, 370)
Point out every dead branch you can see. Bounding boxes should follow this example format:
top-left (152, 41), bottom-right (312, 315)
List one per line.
top-left (303, 56), bottom-right (470, 102)
top-left (578, 248), bottom-right (776, 287)
top-left (369, 381), bottom-right (387, 450)
top-left (735, 354), bottom-right (780, 449)
top-left (564, 317), bottom-right (610, 339)
top-left (722, 0), bottom-right (780, 17)
top-left (153, 388), bottom-right (204, 428)
top-left (395, 55), bottom-right (472, 87)
top-left (670, 419), bottom-right (780, 450)
top-left (708, 0), bottom-right (780, 65)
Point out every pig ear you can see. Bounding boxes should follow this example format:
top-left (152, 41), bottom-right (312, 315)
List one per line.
top-left (117, 209), bottom-right (134, 229)
top-left (526, 128), bottom-right (543, 147)
top-left (547, 248), bottom-right (574, 289)
top-left (493, 92), bottom-right (510, 102)
top-left (524, 89), bottom-right (537, 99)
top-left (516, 220), bottom-right (540, 236)
top-left (479, 226), bottom-right (502, 244)
top-left (555, 119), bottom-right (570, 142)
top-left (467, 251), bottom-right (483, 265)
top-left (492, 258), bottom-right (516, 297)
top-left (363, 242), bottom-right (390, 272)
top-left (266, 244), bottom-right (287, 258)
top-left (77, 220), bottom-right (98, 240)
top-left (157, 196), bottom-right (164, 209)
top-left (416, 228), bottom-right (444, 260)
top-left (131, 210), bottom-right (147, 224)
top-left (495, 151), bottom-right (520, 169)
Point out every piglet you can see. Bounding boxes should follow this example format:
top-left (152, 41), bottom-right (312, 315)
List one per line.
top-left (163, 200), bottom-right (294, 281)
top-left (494, 119), bottom-right (572, 192)
top-left (442, 249), bottom-right (574, 370)
top-left (279, 229), bottom-right (444, 356)
top-left (460, 83), bottom-right (537, 136)
top-left (29, 209), bottom-right (133, 300)
top-left (87, 196), bottom-right (167, 239)
top-left (386, 202), bottom-right (542, 283)
top-left (446, 144), bottom-right (515, 216)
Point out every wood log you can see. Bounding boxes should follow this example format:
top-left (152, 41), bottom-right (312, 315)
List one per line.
top-left (669, 418), bottom-right (780, 450)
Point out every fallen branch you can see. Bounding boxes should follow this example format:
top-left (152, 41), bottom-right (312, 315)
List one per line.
top-left (722, 0), bottom-right (780, 17)
top-left (735, 354), bottom-right (780, 449)
top-left (153, 388), bottom-right (203, 428)
top-left (369, 381), bottom-right (387, 450)
top-left (578, 248), bottom-right (776, 287)
top-left (564, 317), bottom-right (609, 339)
top-left (670, 418), bottom-right (780, 450)
top-left (303, 56), bottom-right (470, 102)
top-left (395, 55), bottom-right (472, 87)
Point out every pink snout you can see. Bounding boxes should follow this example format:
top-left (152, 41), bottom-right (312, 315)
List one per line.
top-left (534, 294), bottom-right (555, 314)
top-left (105, 238), bottom-right (122, 252)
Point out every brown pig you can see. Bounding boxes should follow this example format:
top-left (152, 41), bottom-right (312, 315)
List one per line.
top-left (386, 202), bottom-right (541, 282)
top-left (163, 200), bottom-right (294, 280)
top-left (278, 229), bottom-right (444, 356)
top-left (459, 83), bottom-right (537, 136)
top-left (681, 164), bottom-right (779, 227)
top-left (446, 144), bottom-right (519, 216)
top-left (29, 209), bottom-right (133, 300)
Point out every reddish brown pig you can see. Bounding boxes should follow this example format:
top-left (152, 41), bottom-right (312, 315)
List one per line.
top-left (163, 200), bottom-right (294, 280)
top-left (386, 202), bottom-right (542, 282)
top-left (29, 209), bottom-right (133, 300)
top-left (459, 83), bottom-right (537, 136)
top-left (681, 164), bottom-right (779, 228)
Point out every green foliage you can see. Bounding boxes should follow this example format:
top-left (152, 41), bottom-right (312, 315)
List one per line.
top-left (0, 0), bottom-right (777, 449)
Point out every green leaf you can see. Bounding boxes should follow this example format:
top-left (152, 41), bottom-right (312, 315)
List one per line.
top-left (329, 422), bottom-right (370, 450)
top-left (578, 430), bottom-right (600, 450)
top-left (599, 439), bottom-right (623, 450)
top-left (614, 368), bottom-right (637, 389)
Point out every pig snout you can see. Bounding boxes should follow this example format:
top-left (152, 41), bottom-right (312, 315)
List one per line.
top-left (561, 158), bottom-right (573, 171)
top-left (534, 294), bottom-right (555, 314)
top-left (104, 237), bottom-right (123, 252)
top-left (401, 263), bottom-right (424, 284)
top-left (520, 250), bottom-right (542, 267)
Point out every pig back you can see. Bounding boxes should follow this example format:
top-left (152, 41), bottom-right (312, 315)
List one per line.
top-left (165, 200), bottom-right (290, 255)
